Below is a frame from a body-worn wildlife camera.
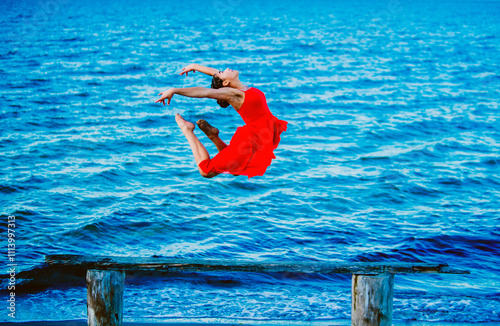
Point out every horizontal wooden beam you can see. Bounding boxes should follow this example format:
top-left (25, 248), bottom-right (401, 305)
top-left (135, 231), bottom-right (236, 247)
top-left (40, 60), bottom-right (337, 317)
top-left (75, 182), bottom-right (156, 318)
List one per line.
top-left (45, 255), bottom-right (469, 274)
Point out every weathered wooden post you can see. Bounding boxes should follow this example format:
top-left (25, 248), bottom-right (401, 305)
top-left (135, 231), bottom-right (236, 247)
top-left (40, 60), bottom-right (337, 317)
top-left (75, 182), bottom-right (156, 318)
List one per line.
top-left (351, 273), bottom-right (394, 326)
top-left (86, 269), bottom-right (125, 326)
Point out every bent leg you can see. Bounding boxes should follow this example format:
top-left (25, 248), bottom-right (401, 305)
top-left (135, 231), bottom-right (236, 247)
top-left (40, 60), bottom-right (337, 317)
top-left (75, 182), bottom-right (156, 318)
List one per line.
top-left (175, 114), bottom-right (220, 178)
top-left (197, 119), bottom-right (228, 152)
top-left (197, 120), bottom-right (240, 176)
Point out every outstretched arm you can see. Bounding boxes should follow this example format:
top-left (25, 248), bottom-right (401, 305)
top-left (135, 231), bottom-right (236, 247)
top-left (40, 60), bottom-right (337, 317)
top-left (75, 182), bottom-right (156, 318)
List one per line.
top-left (179, 64), bottom-right (218, 77)
top-left (155, 87), bottom-right (241, 106)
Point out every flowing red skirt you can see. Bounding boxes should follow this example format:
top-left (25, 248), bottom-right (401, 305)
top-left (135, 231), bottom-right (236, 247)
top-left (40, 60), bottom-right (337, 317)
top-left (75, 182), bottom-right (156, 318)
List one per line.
top-left (198, 114), bottom-right (287, 178)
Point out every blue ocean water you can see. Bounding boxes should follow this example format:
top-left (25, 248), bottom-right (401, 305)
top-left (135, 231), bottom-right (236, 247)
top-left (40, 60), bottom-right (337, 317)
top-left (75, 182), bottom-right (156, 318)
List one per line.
top-left (1, 0), bottom-right (499, 323)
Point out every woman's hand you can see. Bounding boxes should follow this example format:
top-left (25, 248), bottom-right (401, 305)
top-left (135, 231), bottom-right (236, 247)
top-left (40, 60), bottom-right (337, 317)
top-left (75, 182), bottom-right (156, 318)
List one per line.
top-left (155, 88), bottom-right (176, 106)
top-left (180, 64), bottom-right (218, 76)
top-left (179, 64), bottom-right (197, 77)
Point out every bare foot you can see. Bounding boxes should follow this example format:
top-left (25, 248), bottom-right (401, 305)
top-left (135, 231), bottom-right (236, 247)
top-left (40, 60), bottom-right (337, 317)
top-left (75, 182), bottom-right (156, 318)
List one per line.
top-left (196, 119), bottom-right (219, 139)
top-left (175, 114), bottom-right (195, 132)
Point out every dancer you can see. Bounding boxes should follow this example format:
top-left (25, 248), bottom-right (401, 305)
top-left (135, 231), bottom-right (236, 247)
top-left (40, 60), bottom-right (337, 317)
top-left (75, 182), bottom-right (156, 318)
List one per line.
top-left (155, 64), bottom-right (287, 178)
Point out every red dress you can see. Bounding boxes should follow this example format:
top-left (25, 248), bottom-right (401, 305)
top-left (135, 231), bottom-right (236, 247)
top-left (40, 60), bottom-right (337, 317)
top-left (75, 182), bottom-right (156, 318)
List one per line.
top-left (198, 87), bottom-right (288, 178)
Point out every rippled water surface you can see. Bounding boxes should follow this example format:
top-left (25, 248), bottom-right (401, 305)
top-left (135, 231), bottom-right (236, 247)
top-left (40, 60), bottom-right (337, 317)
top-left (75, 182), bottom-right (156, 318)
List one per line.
top-left (1, 0), bottom-right (499, 323)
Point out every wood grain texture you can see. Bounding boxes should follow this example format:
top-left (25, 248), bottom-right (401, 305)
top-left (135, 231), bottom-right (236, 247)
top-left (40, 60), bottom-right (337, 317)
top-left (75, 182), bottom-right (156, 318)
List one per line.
top-left (352, 273), bottom-right (394, 326)
top-left (86, 269), bottom-right (125, 326)
top-left (46, 254), bottom-right (470, 274)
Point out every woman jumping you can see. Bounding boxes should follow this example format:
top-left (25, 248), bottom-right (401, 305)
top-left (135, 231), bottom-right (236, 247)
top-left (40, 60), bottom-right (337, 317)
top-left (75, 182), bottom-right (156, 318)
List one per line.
top-left (155, 64), bottom-right (287, 179)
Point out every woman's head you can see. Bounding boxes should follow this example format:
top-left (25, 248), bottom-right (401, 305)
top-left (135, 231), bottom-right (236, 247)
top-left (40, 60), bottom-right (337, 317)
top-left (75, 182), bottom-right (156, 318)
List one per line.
top-left (213, 68), bottom-right (240, 86)
top-left (211, 68), bottom-right (240, 108)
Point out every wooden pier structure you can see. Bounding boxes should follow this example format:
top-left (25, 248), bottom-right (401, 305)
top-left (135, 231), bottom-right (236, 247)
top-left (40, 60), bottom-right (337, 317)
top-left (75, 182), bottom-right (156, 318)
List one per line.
top-left (45, 254), bottom-right (469, 326)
